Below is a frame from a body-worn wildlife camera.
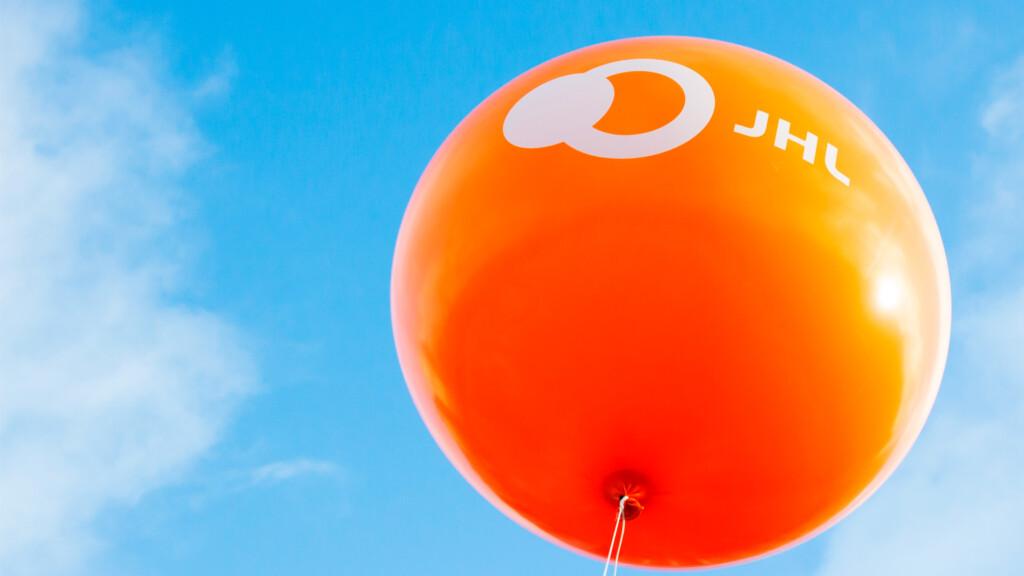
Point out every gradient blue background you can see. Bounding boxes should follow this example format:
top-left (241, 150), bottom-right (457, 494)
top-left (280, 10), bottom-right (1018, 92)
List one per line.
top-left (79, 1), bottom-right (1024, 574)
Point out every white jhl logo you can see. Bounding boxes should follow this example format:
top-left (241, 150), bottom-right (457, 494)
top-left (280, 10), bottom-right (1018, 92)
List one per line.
top-left (733, 110), bottom-right (849, 186)
top-left (503, 58), bottom-right (851, 187)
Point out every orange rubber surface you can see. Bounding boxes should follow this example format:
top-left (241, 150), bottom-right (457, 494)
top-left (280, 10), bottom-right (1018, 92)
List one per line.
top-left (391, 37), bottom-right (950, 568)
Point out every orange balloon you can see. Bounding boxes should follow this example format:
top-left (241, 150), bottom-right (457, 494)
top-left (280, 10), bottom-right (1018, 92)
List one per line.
top-left (391, 37), bottom-right (950, 568)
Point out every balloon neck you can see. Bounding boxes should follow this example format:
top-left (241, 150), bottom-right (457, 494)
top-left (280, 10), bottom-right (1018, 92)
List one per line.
top-left (605, 471), bottom-right (647, 521)
top-left (620, 495), bottom-right (644, 521)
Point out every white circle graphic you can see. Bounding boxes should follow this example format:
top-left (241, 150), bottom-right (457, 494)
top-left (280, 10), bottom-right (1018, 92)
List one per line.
top-left (503, 58), bottom-right (716, 159)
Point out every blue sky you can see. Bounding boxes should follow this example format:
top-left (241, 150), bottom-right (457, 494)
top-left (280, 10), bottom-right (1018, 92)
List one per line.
top-left (1, 0), bottom-right (1023, 574)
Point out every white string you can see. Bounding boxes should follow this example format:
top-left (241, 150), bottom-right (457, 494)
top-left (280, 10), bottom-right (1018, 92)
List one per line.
top-left (601, 496), bottom-right (628, 576)
top-left (612, 509), bottom-right (626, 576)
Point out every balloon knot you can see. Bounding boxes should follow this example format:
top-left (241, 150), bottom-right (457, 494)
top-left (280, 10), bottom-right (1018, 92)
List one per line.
top-left (620, 495), bottom-right (644, 521)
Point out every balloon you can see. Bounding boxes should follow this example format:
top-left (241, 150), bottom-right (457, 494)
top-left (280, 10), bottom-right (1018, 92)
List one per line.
top-left (391, 37), bottom-right (950, 568)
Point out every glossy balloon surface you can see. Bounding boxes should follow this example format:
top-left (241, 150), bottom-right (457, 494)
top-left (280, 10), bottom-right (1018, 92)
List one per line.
top-left (392, 37), bottom-right (950, 568)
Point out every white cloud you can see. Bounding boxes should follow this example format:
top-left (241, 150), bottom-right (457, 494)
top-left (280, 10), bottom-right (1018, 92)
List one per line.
top-left (815, 57), bottom-right (1024, 576)
top-left (252, 459), bottom-right (341, 485)
top-left (957, 55), bottom-right (1024, 286)
top-left (0, 1), bottom-right (255, 574)
top-left (982, 56), bottom-right (1024, 141)
top-left (191, 49), bottom-right (237, 103)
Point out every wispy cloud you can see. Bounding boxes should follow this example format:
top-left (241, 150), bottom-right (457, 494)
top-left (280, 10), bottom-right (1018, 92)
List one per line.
top-left (815, 56), bottom-right (1024, 576)
top-left (251, 459), bottom-right (342, 485)
top-left (961, 55), bottom-right (1024, 286)
top-left (982, 57), bottom-right (1024, 141)
top-left (0, 1), bottom-right (255, 574)
top-left (191, 48), bottom-right (237, 103)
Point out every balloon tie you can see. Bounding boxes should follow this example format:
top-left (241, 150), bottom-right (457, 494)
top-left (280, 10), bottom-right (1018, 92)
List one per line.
top-left (601, 495), bottom-right (629, 576)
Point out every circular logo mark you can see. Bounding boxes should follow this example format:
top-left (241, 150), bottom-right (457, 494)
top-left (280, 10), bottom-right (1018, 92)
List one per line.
top-left (502, 58), bottom-right (716, 159)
